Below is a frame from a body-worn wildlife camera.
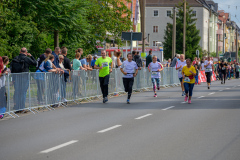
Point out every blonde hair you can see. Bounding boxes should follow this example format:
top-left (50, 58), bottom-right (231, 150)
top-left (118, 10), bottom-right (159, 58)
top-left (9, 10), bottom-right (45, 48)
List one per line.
top-left (152, 55), bottom-right (157, 59)
top-left (86, 54), bottom-right (92, 60)
top-left (59, 55), bottom-right (64, 59)
top-left (75, 52), bottom-right (81, 58)
top-left (44, 54), bottom-right (54, 62)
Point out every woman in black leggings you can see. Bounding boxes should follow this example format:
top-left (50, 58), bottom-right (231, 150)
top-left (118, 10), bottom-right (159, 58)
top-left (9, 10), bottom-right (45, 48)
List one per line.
top-left (220, 60), bottom-right (227, 84)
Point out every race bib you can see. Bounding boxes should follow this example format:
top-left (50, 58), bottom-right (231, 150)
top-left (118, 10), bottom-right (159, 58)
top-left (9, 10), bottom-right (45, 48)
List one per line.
top-left (205, 68), bottom-right (212, 72)
top-left (102, 62), bottom-right (108, 67)
top-left (222, 67), bottom-right (225, 70)
top-left (152, 71), bottom-right (158, 75)
top-left (184, 77), bottom-right (190, 82)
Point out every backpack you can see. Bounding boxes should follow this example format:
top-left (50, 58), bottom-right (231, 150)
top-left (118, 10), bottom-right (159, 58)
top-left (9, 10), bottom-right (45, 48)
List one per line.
top-left (134, 56), bottom-right (142, 67)
top-left (11, 56), bottom-right (26, 73)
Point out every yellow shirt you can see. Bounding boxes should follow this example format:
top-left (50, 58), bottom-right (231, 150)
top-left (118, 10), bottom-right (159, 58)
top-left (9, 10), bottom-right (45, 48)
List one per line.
top-left (182, 66), bottom-right (196, 84)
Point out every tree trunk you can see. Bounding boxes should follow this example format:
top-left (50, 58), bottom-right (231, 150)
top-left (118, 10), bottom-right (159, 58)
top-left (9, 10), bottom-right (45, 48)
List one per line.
top-left (54, 30), bottom-right (59, 48)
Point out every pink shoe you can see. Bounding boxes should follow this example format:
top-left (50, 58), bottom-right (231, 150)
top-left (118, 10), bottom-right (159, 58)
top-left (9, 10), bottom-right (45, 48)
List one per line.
top-left (154, 94), bottom-right (157, 97)
top-left (184, 96), bottom-right (188, 102)
top-left (0, 115), bottom-right (3, 119)
top-left (188, 100), bottom-right (191, 104)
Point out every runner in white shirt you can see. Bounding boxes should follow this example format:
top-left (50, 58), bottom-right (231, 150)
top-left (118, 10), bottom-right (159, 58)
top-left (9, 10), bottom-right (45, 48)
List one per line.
top-left (148, 55), bottom-right (164, 97)
top-left (204, 57), bottom-right (213, 89)
top-left (175, 54), bottom-right (187, 96)
top-left (120, 53), bottom-right (138, 104)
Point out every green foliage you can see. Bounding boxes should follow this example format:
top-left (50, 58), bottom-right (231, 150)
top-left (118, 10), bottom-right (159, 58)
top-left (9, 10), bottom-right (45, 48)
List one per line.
top-left (0, 0), bottom-right (132, 60)
top-left (210, 52), bottom-right (216, 57)
top-left (163, 1), bottom-right (201, 60)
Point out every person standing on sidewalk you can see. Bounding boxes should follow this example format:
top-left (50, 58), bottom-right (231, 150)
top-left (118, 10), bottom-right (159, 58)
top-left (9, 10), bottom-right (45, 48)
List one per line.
top-left (94, 50), bottom-right (113, 103)
top-left (146, 50), bottom-right (152, 68)
top-left (120, 53), bottom-right (138, 104)
top-left (11, 47), bottom-right (37, 112)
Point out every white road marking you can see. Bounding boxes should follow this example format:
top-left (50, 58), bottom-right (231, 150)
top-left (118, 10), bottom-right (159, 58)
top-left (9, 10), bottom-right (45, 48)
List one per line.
top-left (162, 106), bottom-right (175, 111)
top-left (98, 125), bottom-right (122, 133)
top-left (181, 102), bottom-right (187, 104)
top-left (208, 92), bottom-right (215, 95)
top-left (198, 96), bottom-right (205, 98)
top-left (238, 85), bottom-right (240, 86)
top-left (135, 114), bottom-right (152, 119)
top-left (40, 140), bottom-right (78, 153)
top-left (226, 88), bottom-right (230, 89)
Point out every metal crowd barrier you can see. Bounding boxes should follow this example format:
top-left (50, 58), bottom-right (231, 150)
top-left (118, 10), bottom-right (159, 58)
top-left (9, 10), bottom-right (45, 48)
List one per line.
top-left (2, 68), bottom-right (179, 118)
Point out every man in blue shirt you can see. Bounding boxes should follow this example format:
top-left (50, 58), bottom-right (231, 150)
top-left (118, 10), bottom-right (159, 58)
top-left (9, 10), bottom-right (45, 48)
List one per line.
top-left (91, 55), bottom-right (98, 69)
top-left (52, 47), bottom-right (61, 68)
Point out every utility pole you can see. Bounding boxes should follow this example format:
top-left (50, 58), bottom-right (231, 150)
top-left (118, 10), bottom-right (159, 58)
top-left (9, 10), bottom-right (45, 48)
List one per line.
top-left (172, 7), bottom-right (176, 59)
top-left (183, 0), bottom-right (186, 56)
top-left (223, 23), bottom-right (225, 54)
top-left (236, 28), bottom-right (238, 62)
top-left (140, 0), bottom-right (145, 54)
top-left (54, 30), bottom-right (59, 48)
top-left (216, 34), bottom-right (218, 58)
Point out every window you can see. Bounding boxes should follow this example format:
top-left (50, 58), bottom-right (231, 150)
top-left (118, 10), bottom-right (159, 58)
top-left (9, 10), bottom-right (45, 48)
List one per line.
top-left (192, 11), bottom-right (197, 17)
top-left (166, 10), bottom-right (172, 17)
top-left (153, 10), bottom-right (158, 17)
top-left (153, 41), bottom-right (158, 46)
top-left (153, 26), bottom-right (158, 33)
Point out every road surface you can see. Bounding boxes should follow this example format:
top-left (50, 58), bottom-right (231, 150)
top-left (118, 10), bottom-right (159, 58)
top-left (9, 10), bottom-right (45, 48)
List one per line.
top-left (0, 79), bottom-right (240, 160)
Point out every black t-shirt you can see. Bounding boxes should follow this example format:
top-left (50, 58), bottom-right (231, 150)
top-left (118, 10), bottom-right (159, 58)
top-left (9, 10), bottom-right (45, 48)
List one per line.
top-left (220, 63), bottom-right (227, 72)
top-left (63, 55), bottom-right (72, 71)
top-left (37, 54), bottom-right (46, 69)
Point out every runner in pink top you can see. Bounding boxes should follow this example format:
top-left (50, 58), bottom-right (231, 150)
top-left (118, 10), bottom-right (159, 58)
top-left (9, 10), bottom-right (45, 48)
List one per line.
top-left (148, 56), bottom-right (164, 97)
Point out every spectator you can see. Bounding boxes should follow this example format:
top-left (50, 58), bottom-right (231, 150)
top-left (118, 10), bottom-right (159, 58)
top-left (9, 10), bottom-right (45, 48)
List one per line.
top-left (165, 58), bottom-right (171, 67)
top-left (170, 54), bottom-right (180, 67)
top-left (0, 56), bottom-right (8, 119)
top-left (61, 47), bottom-right (71, 102)
top-left (52, 47), bottom-right (61, 68)
top-left (192, 57), bottom-right (197, 65)
top-left (36, 48), bottom-right (52, 70)
top-left (146, 50), bottom-right (152, 67)
top-left (236, 63), bottom-right (239, 79)
top-left (91, 55), bottom-right (98, 69)
top-left (112, 51), bottom-right (122, 68)
top-left (11, 47), bottom-right (37, 113)
top-left (86, 55), bottom-right (94, 71)
top-left (194, 61), bottom-right (200, 85)
top-left (201, 59), bottom-right (205, 71)
top-left (76, 48), bottom-right (84, 60)
top-left (59, 55), bottom-right (66, 70)
top-left (72, 52), bottom-right (86, 99)
top-left (133, 51), bottom-right (143, 70)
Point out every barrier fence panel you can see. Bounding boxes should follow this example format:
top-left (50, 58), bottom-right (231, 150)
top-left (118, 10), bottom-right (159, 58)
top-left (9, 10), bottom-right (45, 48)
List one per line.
top-left (3, 67), bottom-right (179, 117)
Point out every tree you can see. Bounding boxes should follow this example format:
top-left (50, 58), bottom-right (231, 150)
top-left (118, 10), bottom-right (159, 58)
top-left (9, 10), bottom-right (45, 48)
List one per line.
top-left (163, 1), bottom-right (201, 60)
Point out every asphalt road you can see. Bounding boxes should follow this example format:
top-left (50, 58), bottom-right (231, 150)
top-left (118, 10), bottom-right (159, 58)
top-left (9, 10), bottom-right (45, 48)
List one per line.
top-left (0, 79), bottom-right (240, 160)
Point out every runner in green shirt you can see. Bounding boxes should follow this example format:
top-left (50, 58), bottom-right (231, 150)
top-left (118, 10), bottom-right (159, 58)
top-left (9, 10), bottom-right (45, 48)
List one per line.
top-left (94, 50), bottom-right (113, 103)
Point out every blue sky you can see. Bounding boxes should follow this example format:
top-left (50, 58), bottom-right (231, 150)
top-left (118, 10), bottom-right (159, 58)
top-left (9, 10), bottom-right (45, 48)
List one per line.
top-left (215, 0), bottom-right (240, 26)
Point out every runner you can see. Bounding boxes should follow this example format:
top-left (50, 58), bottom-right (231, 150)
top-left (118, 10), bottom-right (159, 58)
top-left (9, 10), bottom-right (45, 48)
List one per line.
top-left (204, 57), bottom-right (213, 89)
top-left (94, 50), bottom-right (113, 103)
top-left (148, 55), bottom-right (164, 97)
top-left (120, 53), bottom-right (138, 104)
top-left (219, 60), bottom-right (227, 84)
top-left (182, 59), bottom-right (196, 104)
top-left (175, 54), bottom-right (186, 96)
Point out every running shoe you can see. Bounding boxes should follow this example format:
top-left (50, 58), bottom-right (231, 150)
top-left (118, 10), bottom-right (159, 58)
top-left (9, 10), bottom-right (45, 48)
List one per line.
top-left (127, 99), bottom-right (130, 104)
top-left (154, 94), bottom-right (157, 98)
top-left (208, 86), bottom-right (210, 89)
top-left (157, 87), bottom-right (160, 90)
top-left (221, 82), bottom-right (223, 84)
top-left (182, 91), bottom-right (185, 96)
top-left (188, 100), bottom-right (191, 104)
top-left (105, 97), bottom-right (108, 103)
top-left (184, 96), bottom-right (188, 102)
top-left (103, 98), bottom-right (106, 103)
top-left (0, 115), bottom-right (3, 119)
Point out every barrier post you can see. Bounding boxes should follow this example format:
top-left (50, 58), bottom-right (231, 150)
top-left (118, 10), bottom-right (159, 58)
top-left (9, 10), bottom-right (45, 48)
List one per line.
top-left (28, 73), bottom-right (35, 114)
